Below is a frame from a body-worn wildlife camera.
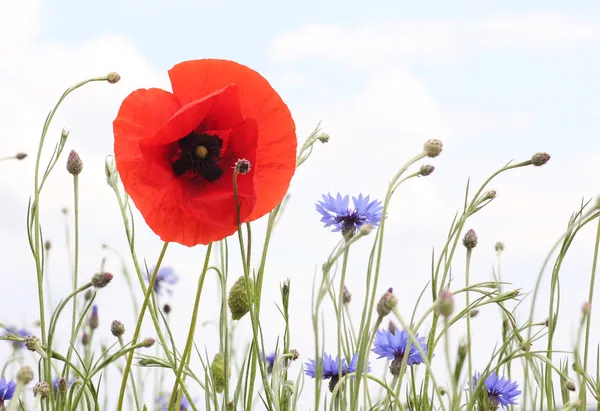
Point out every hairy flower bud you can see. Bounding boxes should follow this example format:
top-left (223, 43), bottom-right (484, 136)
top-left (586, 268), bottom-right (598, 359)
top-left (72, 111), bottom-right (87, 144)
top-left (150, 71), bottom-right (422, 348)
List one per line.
top-left (463, 229), bottom-right (478, 249)
top-left (317, 133), bottom-right (330, 143)
top-left (228, 276), bottom-right (254, 320)
top-left (531, 152), bottom-right (551, 167)
top-left (437, 289), bottom-right (454, 317)
top-left (419, 164), bottom-right (435, 176)
top-left (91, 272), bottom-right (113, 288)
top-left (423, 139), bottom-right (443, 158)
top-left (377, 287), bottom-right (397, 318)
top-left (106, 72), bottom-right (121, 84)
top-left (33, 381), bottom-right (51, 399)
top-left (17, 366), bottom-right (34, 385)
top-left (211, 353), bottom-right (228, 393)
top-left (66, 150), bottom-right (83, 175)
top-left (111, 320), bottom-right (125, 337)
top-left (24, 335), bottom-right (40, 352)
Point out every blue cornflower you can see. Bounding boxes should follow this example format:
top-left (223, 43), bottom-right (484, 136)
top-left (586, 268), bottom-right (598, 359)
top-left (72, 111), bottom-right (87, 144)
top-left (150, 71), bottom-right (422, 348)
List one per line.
top-left (372, 328), bottom-right (429, 376)
top-left (4, 327), bottom-right (31, 349)
top-left (471, 371), bottom-right (521, 410)
top-left (145, 266), bottom-right (179, 296)
top-left (305, 352), bottom-right (369, 392)
top-left (316, 193), bottom-right (383, 238)
top-left (0, 377), bottom-right (16, 408)
top-left (157, 394), bottom-right (195, 410)
top-left (261, 352), bottom-right (276, 374)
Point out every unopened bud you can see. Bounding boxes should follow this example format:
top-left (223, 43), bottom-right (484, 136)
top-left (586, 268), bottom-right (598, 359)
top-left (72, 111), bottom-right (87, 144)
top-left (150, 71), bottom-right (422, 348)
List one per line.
top-left (531, 152), bottom-right (551, 167)
top-left (469, 309), bottom-right (480, 318)
top-left (17, 366), bottom-right (34, 385)
top-left (419, 164), bottom-right (435, 176)
top-left (81, 332), bottom-right (89, 346)
top-left (317, 133), bottom-right (330, 143)
top-left (360, 224), bottom-right (373, 235)
top-left (234, 159), bottom-right (251, 174)
top-left (163, 304), bottom-right (171, 314)
top-left (342, 285), bottom-right (352, 304)
top-left (388, 321), bottom-right (397, 335)
top-left (228, 276), bottom-right (254, 321)
top-left (437, 289), bottom-right (454, 317)
top-left (24, 335), bottom-right (40, 352)
top-left (44, 240), bottom-right (52, 251)
top-left (463, 229), bottom-right (478, 249)
top-left (33, 381), bottom-right (50, 399)
top-left (566, 380), bottom-right (576, 392)
top-left (482, 190), bottom-right (496, 201)
top-left (424, 139), bottom-right (443, 158)
top-left (57, 378), bottom-right (68, 393)
top-left (84, 289), bottom-right (93, 301)
top-left (89, 305), bottom-right (99, 330)
top-left (211, 353), bottom-right (227, 393)
top-left (91, 272), bottom-right (113, 288)
top-left (15, 152), bottom-right (27, 160)
top-left (106, 72), bottom-right (121, 84)
top-left (289, 349), bottom-right (300, 361)
top-left (142, 338), bottom-right (155, 348)
top-left (495, 242), bottom-right (504, 253)
top-left (582, 301), bottom-right (592, 315)
top-left (66, 150), bottom-right (83, 175)
top-left (377, 287), bottom-right (398, 318)
top-left (111, 320), bottom-right (125, 337)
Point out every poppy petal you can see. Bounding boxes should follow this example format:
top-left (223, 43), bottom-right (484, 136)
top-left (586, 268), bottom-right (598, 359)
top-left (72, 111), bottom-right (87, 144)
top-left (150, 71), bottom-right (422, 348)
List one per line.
top-left (168, 59), bottom-right (297, 223)
top-left (113, 88), bottom-right (181, 212)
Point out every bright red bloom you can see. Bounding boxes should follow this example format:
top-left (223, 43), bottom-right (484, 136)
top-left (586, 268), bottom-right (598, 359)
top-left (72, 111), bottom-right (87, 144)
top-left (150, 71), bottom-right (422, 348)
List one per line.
top-left (113, 59), bottom-right (297, 246)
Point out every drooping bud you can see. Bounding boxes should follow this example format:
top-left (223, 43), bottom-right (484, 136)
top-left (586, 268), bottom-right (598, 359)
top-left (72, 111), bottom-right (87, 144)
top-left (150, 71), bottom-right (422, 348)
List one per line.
top-left (228, 276), bottom-right (254, 321)
top-left (106, 72), bottom-right (121, 84)
top-left (376, 288), bottom-right (398, 318)
top-left (234, 159), bottom-right (251, 174)
top-left (419, 164), bottom-right (435, 176)
top-left (342, 285), bottom-right (352, 304)
top-left (423, 139), bottom-right (443, 158)
top-left (111, 320), bottom-right (125, 337)
top-left (91, 272), bottom-right (113, 288)
top-left (211, 353), bottom-right (227, 393)
top-left (531, 152), bottom-right (551, 167)
top-left (17, 366), bottom-right (34, 385)
top-left (462, 229), bottom-right (478, 249)
top-left (66, 150), bottom-right (83, 175)
top-left (495, 242), bottom-right (504, 253)
top-left (437, 289), bottom-right (454, 317)
top-left (142, 338), bottom-right (155, 348)
top-left (89, 305), bottom-right (99, 330)
top-left (33, 381), bottom-right (51, 399)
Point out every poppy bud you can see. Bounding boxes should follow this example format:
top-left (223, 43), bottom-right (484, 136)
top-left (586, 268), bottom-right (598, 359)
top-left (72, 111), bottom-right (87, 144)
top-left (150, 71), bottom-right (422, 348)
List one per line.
top-left (419, 164), bottom-right (435, 176)
top-left (17, 366), bottom-right (34, 385)
top-left (566, 380), bottom-right (576, 392)
top-left (15, 152), bottom-right (27, 160)
top-left (228, 276), bottom-right (254, 320)
top-left (91, 272), bottom-right (113, 288)
top-left (376, 287), bottom-right (397, 318)
top-left (111, 320), bottom-right (125, 337)
top-left (66, 150), bottom-right (83, 175)
top-left (106, 72), bottom-right (121, 84)
top-left (462, 229), bottom-right (478, 249)
top-left (234, 158), bottom-right (251, 174)
top-left (211, 352), bottom-right (228, 393)
top-left (423, 139), bottom-right (443, 158)
top-left (33, 381), bottom-right (50, 399)
top-left (531, 152), bottom-right (550, 166)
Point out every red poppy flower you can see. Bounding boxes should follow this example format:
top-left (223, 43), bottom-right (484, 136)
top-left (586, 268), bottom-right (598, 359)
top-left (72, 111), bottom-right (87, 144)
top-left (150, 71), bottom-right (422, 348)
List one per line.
top-left (113, 59), bottom-right (297, 246)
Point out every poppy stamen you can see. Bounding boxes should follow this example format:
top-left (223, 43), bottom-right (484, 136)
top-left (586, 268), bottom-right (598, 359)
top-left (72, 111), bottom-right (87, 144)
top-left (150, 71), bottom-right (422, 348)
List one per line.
top-left (171, 132), bottom-right (224, 181)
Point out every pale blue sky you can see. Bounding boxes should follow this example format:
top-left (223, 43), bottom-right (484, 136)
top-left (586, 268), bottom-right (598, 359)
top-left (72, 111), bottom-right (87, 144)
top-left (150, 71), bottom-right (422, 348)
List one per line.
top-left (1, 1), bottom-right (600, 409)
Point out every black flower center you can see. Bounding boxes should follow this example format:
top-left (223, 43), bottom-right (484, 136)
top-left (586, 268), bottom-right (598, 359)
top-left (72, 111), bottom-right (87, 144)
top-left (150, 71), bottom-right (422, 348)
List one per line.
top-left (335, 212), bottom-right (365, 238)
top-left (171, 132), bottom-right (223, 182)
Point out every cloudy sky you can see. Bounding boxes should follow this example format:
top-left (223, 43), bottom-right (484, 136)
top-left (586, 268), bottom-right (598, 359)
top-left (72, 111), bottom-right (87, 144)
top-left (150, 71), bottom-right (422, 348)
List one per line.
top-left (1, 0), bottom-right (600, 409)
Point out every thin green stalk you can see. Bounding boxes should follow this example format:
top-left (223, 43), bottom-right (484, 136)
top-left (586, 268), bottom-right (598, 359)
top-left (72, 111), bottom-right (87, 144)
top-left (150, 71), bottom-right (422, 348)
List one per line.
top-left (66, 173), bottom-right (80, 382)
top-left (465, 248), bottom-right (473, 397)
top-left (168, 244), bottom-right (213, 408)
top-left (337, 249), bottom-right (350, 381)
top-left (118, 336), bottom-right (141, 411)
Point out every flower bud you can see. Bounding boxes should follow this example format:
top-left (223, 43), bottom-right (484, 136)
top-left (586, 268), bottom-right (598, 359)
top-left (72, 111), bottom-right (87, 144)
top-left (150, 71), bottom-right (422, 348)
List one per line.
top-left (423, 139), bottom-right (443, 158)
top-left (81, 332), bottom-right (89, 346)
top-left (359, 223), bottom-right (373, 235)
top-left (531, 152), bottom-right (551, 167)
top-left (17, 366), bottom-right (34, 385)
top-left (33, 381), bottom-right (50, 399)
top-left (469, 309), bottom-right (479, 318)
top-left (66, 150), bottom-right (83, 175)
top-left (342, 285), bottom-right (352, 304)
top-left (89, 305), bottom-right (99, 330)
top-left (56, 378), bottom-right (68, 393)
top-left (106, 72), bottom-right (121, 84)
top-left (234, 159), bottom-right (251, 174)
top-left (91, 272), bottom-right (113, 288)
top-left (163, 304), bottom-right (172, 314)
top-left (419, 164), bottom-right (435, 176)
top-left (462, 229), bottom-right (478, 249)
top-left (44, 240), bottom-right (52, 251)
top-left (142, 337), bottom-right (155, 348)
top-left (376, 287), bottom-right (397, 318)
top-left (482, 190), bottom-right (496, 201)
top-left (111, 320), bottom-right (125, 337)
top-left (228, 276), bottom-right (254, 321)
top-left (16, 152), bottom-right (27, 160)
top-left (317, 133), bottom-right (330, 143)
top-left (495, 242), bottom-right (504, 253)
top-left (289, 349), bottom-right (300, 361)
top-left (566, 380), bottom-right (576, 392)
top-left (84, 289), bottom-right (93, 301)
top-left (388, 321), bottom-right (397, 335)
top-left (24, 335), bottom-right (40, 352)
top-left (211, 353), bottom-right (227, 393)
top-left (582, 301), bottom-right (592, 315)
top-left (437, 289), bottom-right (454, 317)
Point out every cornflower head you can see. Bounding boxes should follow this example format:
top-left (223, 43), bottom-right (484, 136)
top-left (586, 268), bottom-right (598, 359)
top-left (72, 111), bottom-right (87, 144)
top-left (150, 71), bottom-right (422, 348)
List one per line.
top-left (316, 193), bottom-right (383, 239)
top-left (471, 371), bottom-right (521, 410)
top-left (0, 377), bottom-right (16, 408)
top-left (305, 352), bottom-right (369, 392)
top-left (261, 352), bottom-right (277, 374)
top-left (145, 266), bottom-right (179, 296)
top-left (372, 328), bottom-right (429, 376)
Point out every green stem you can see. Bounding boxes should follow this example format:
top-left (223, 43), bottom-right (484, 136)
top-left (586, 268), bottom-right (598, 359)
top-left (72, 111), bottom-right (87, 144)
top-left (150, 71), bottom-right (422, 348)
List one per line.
top-left (465, 248), bottom-right (473, 396)
top-left (118, 336), bottom-right (141, 411)
top-left (337, 249), bottom-right (350, 380)
top-left (66, 174), bottom-right (80, 381)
